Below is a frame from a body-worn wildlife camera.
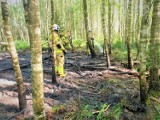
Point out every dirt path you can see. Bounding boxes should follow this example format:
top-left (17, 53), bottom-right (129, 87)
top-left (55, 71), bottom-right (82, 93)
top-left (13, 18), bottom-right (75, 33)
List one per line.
top-left (0, 51), bottom-right (151, 120)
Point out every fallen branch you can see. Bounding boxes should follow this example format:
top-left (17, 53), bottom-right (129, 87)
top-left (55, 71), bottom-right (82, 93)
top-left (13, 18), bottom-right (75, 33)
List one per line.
top-left (81, 65), bottom-right (108, 70)
top-left (80, 65), bottom-right (138, 75)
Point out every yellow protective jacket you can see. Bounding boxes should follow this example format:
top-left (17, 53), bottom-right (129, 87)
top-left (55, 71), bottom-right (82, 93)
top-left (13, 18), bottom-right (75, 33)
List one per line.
top-left (49, 31), bottom-right (66, 76)
top-left (49, 31), bottom-right (65, 55)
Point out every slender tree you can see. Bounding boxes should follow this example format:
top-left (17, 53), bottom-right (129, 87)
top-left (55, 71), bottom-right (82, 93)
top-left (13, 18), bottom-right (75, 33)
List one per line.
top-left (149, 0), bottom-right (160, 91)
top-left (135, 0), bottom-right (142, 60)
top-left (101, 0), bottom-right (110, 67)
top-left (50, 0), bottom-right (57, 83)
top-left (139, 0), bottom-right (151, 104)
top-left (50, 0), bottom-right (54, 25)
top-left (83, 0), bottom-right (96, 58)
top-left (108, 0), bottom-right (112, 54)
top-left (28, 0), bottom-right (46, 119)
top-left (126, 0), bottom-right (133, 69)
top-left (45, 0), bottom-right (49, 40)
top-left (1, 0), bottom-right (26, 111)
top-left (22, 0), bottom-right (30, 43)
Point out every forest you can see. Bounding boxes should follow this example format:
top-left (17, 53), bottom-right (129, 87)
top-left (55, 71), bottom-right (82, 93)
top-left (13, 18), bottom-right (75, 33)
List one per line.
top-left (0, 0), bottom-right (160, 120)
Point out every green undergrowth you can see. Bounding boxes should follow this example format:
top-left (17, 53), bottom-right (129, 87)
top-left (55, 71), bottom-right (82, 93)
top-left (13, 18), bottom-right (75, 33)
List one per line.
top-left (14, 40), bottom-right (30, 51)
top-left (14, 40), bottom-right (49, 51)
top-left (12, 38), bottom-right (159, 68)
top-left (154, 105), bottom-right (160, 120)
top-left (111, 39), bottom-right (137, 61)
top-left (146, 90), bottom-right (160, 120)
top-left (53, 101), bottom-right (123, 120)
top-left (72, 37), bottom-right (139, 61)
top-left (68, 103), bottom-right (123, 120)
top-left (72, 39), bottom-right (86, 51)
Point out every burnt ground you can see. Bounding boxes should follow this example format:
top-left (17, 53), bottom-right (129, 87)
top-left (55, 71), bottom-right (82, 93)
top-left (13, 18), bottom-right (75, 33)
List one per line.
top-left (0, 50), bottom-right (155, 120)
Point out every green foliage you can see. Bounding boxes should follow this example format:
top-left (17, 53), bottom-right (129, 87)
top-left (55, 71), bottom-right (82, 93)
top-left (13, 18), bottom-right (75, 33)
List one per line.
top-left (66, 101), bottom-right (122, 120)
top-left (112, 40), bottom-right (127, 61)
top-left (72, 105), bottom-right (93, 120)
top-left (73, 39), bottom-right (86, 50)
top-left (149, 91), bottom-right (160, 98)
top-left (108, 103), bottom-right (123, 120)
top-left (147, 92), bottom-right (160, 120)
top-left (14, 40), bottom-right (50, 51)
top-left (52, 104), bottom-right (65, 114)
top-left (96, 104), bottom-right (108, 120)
top-left (14, 40), bottom-right (30, 51)
top-left (41, 40), bottom-right (49, 49)
top-left (154, 105), bottom-right (160, 120)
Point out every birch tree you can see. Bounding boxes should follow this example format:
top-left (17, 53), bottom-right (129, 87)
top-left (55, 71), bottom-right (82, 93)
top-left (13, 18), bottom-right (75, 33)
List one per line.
top-left (83, 0), bottom-right (96, 58)
top-left (139, 0), bottom-right (151, 104)
top-left (149, 0), bottom-right (160, 91)
top-left (126, 0), bottom-right (133, 69)
top-left (50, 0), bottom-right (57, 83)
top-left (28, 0), bottom-right (46, 119)
top-left (101, 0), bottom-right (110, 67)
top-left (1, 0), bottom-right (26, 111)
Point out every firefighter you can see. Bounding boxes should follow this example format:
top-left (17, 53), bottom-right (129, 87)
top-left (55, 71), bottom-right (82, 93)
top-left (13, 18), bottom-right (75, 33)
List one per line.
top-left (50, 24), bottom-right (66, 77)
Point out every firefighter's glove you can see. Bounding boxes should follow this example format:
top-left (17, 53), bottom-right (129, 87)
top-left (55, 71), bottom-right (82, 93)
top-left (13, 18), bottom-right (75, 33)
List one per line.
top-left (63, 50), bottom-right (66, 55)
top-left (56, 44), bottom-right (61, 49)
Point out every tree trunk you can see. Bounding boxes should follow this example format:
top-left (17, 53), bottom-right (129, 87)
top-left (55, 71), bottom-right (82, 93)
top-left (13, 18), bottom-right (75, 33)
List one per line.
top-left (126, 0), bottom-right (133, 69)
top-left (45, 0), bottom-right (49, 41)
top-left (124, 0), bottom-right (128, 43)
top-left (108, 0), bottom-right (112, 54)
top-left (139, 0), bottom-right (151, 104)
top-left (149, 0), bottom-right (160, 91)
top-left (50, 0), bottom-right (57, 83)
top-left (22, 0), bottom-right (30, 43)
top-left (101, 0), bottom-right (110, 67)
top-left (51, 0), bottom-right (54, 25)
top-left (28, 0), bottom-right (46, 119)
top-left (118, 0), bottom-right (121, 38)
top-left (89, 0), bottom-right (94, 32)
top-left (135, 0), bottom-right (142, 60)
top-left (83, 0), bottom-right (96, 58)
top-left (1, 1), bottom-right (26, 111)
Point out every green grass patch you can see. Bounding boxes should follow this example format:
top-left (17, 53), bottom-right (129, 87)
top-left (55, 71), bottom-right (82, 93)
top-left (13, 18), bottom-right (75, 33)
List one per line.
top-left (111, 39), bottom-right (137, 61)
top-left (72, 39), bottom-right (86, 51)
top-left (154, 105), bottom-right (160, 120)
top-left (64, 103), bottom-right (94, 120)
top-left (14, 40), bottom-right (51, 51)
top-left (14, 40), bottom-right (30, 51)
